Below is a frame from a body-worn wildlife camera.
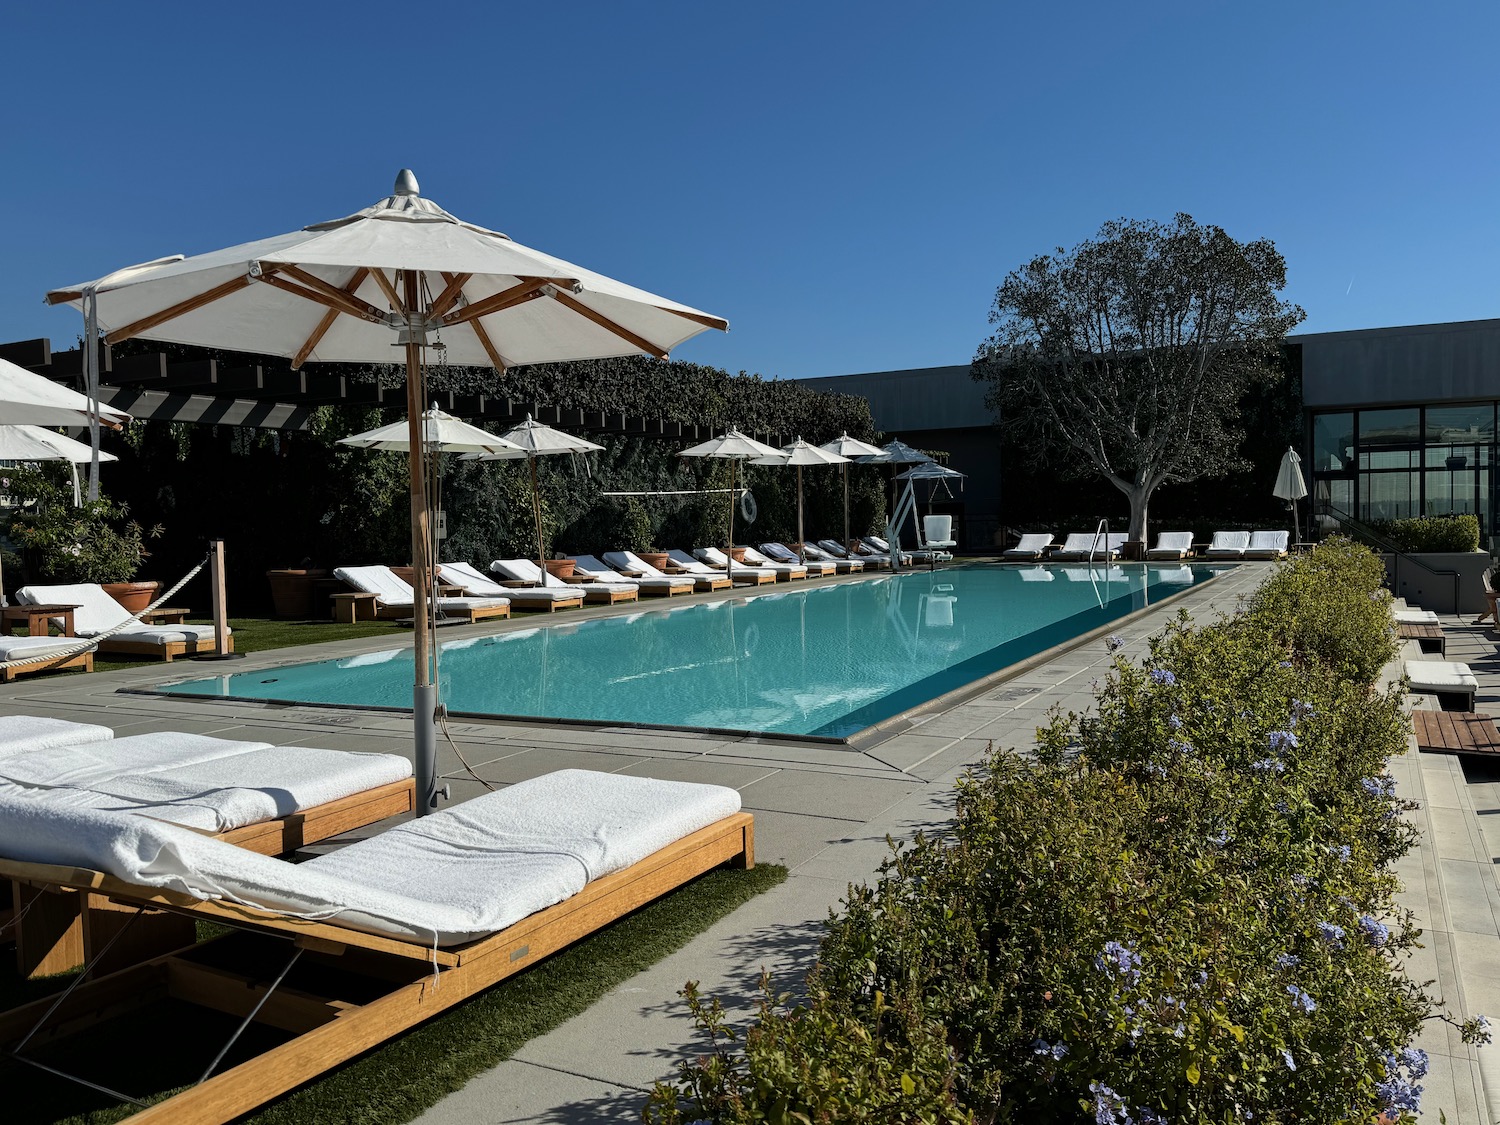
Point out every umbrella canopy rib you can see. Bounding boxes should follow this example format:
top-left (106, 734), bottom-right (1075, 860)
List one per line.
top-left (427, 273), bottom-right (473, 320)
top-left (439, 278), bottom-right (554, 327)
top-left (368, 268), bottom-right (406, 314)
top-left (550, 290), bottom-right (669, 359)
top-left (293, 268), bottom-right (369, 370)
top-left (102, 273), bottom-right (264, 345)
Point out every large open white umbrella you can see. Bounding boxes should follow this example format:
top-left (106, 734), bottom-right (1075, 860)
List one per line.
top-left (48, 170), bottom-right (727, 814)
top-left (751, 438), bottom-right (848, 562)
top-left (818, 433), bottom-right (884, 551)
top-left (467, 414), bottom-right (605, 579)
top-left (0, 356), bottom-right (130, 429)
top-left (680, 428), bottom-right (781, 579)
top-left (0, 425), bottom-right (119, 505)
top-left (1273, 446), bottom-right (1308, 545)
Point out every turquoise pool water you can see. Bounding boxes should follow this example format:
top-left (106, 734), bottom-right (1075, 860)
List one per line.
top-left (155, 563), bottom-right (1222, 739)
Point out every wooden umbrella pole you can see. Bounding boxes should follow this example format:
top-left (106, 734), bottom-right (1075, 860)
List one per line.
top-left (530, 455), bottom-right (545, 582)
top-left (842, 464), bottom-right (850, 557)
top-left (796, 464), bottom-right (805, 563)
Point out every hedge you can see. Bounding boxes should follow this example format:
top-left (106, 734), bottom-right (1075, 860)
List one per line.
top-left (1366, 514), bottom-right (1481, 553)
top-left (645, 540), bottom-right (1486, 1124)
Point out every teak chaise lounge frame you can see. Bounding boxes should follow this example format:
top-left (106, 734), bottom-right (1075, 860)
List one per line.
top-left (0, 810), bottom-right (753, 1125)
top-left (11, 778), bottom-right (417, 979)
top-left (0, 647), bottom-right (93, 682)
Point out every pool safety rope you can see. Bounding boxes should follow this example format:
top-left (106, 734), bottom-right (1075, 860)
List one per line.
top-left (0, 551), bottom-right (209, 671)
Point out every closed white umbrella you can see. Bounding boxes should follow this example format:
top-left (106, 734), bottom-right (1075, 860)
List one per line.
top-left (48, 170), bottom-right (727, 815)
top-left (1273, 446), bottom-right (1308, 545)
top-left (467, 415), bottom-right (606, 577)
top-left (680, 428), bottom-right (781, 577)
top-left (0, 356), bottom-right (130, 429)
top-left (819, 433), bottom-right (884, 551)
top-left (752, 438), bottom-right (848, 561)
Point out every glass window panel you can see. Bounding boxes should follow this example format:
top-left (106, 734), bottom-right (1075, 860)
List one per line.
top-left (1358, 408), bottom-right (1421, 447)
top-left (1312, 412), bottom-right (1354, 474)
top-left (1360, 449), bottom-right (1417, 471)
top-left (1360, 469), bottom-right (1417, 522)
top-left (1426, 404), bottom-right (1495, 444)
top-left (1313, 477), bottom-right (1353, 529)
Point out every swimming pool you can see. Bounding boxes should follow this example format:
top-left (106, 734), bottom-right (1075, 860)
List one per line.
top-left (154, 563), bottom-right (1223, 739)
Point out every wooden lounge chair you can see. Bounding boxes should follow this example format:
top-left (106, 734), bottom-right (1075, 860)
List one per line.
top-left (570, 554), bottom-right (693, 597)
top-left (0, 770), bottom-right (752, 1124)
top-left (16, 582), bottom-right (230, 662)
top-left (1202, 531), bottom-right (1251, 559)
top-left (332, 565), bottom-right (514, 623)
top-left (815, 540), bottom-right (890, 570)
top-left (0, 718), bottom-right (415, 978)
top-left (1050, 533), bottom-right (1127, 561)
top-left (0, 634), bottom-right (94, 681)
top-left (734, 546), bottom-right (808, 581)
top-left (1145, 532), bottom-right (1194, 560)
top-left (692, 547), bottom-right (779, 585)
top-left (1405, 660), bottom-right (1478, 711)
top-left (437, 561), bottom-right (586, 613)
top-left (604, 550), bottom-right (733, 591)
top-left (1003, 533), bottom-right (1054, 560)
top-left (491, 558), bottom-right (638, 605)
top-left (1242, 530), bottom-right (1290, 559)
top-left (800, 542), bottom-right (865, 573)
top-left (756, 543), bottom-right (836, 577)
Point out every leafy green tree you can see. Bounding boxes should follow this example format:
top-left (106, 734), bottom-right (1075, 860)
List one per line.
top-left (972, 214), bottom-right (1304, 541)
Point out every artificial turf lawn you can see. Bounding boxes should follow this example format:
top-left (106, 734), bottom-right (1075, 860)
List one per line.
top-left (0, 862), bottom-right (789, 1124)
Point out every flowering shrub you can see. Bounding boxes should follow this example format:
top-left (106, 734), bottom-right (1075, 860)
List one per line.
top-left (647, 540), bottom-right (1485, 1123)
top-left (5, 467), bottom-right (162, 584)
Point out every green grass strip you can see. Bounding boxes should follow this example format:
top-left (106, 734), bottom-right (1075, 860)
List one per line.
top-left (90, 616), bottom-right (408, 674)
top-left (2, 862), bottom-right (788, 1124)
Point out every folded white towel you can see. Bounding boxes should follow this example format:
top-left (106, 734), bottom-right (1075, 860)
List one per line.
top-left (0, 715), bottom-right (113, 760)
top-left (0, 732), bottom-right (271, 789)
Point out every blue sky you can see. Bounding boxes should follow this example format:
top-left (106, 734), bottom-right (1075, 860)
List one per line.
top-left (3, 3), bottom-right (1496, 380)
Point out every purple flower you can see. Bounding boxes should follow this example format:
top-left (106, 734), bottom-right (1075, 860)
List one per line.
top-left (1358, 915), bottom-right (1390, 947)
top-left (1106, 634), bottom-right (1125, 652)
top-left (1281, 1048), bottom-right (1296, 1071)
top-left (1317, 921), bottom-right (1346, 948)
top-left (1169, 738), bottom-right (1193, 755)
top-left (1287, 985), bottom-right (1316, 1012)
top-left (1251, 758), bottom-right (1285, 774)
top-left (1278, 660), bottom-right (1293, 669)
top-left (1290, 699), bottom-right (1315, 723)
top-left (1207, 828), bottom-right (1230, 846)
top-left (1149, 668), bottom-right (1176, 687)
top-left (1268, 729), bottom-right (1298, 752)
top-left (1275, 953), bottom-right (1300, 968)
top-left (1031, 1038), bottom-right (1068, 1060)
top-left (1096, 940), bottom-right (1142, 986)
top-left (1144, 762), bottom-right (1167, 779)
top-left (1090, 1081), bottom-right (1130, 1125)
top-left (1166, 713), bottom-right (1183, 731)
top-left (1361, 775), bottom-right (1396, 799)
top-left (1137, 1111), bottom-right (1166, 1125)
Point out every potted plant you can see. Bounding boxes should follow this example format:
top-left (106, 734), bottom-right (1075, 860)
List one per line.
top-left (5, 469), bottom-right (162, 609)
top-left (639, 549), bottom-right (671, 571)
top-left (544, 557), bottom-right (576, 579)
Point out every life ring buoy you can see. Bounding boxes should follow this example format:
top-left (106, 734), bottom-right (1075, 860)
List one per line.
top-left (740, 489), bottom-right (758, 524)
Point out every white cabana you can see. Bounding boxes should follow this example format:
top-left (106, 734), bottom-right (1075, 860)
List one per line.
top-left (47, 170), bottom-right (727, 815)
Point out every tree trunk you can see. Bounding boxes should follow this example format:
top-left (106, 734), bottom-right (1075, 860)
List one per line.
top-left (1128, 485), bottom-right (1149, 544)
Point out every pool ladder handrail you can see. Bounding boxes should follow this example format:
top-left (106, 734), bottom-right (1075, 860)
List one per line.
top-left (1089, 519), bottom-right (1110, 566)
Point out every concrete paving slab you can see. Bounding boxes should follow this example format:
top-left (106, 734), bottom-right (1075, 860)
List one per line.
top-left (737, 769), bottom-right (919, 820)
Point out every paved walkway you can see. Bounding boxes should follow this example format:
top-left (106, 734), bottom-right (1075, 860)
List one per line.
top-left (13, 562), bottom-right (1482, 1122)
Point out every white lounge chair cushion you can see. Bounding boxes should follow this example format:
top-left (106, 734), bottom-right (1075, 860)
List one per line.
top-left (569, 555), bottom-right (684, 592)
top-left (0, 732), bottom-right (274, 789)
top-left (0, 635), bottom-right (93, 659)
top-left (694, 547), bottom-right (777, 576)
top-left (0, 715), bottom-right (113, 759)
top-left (334, 565), bottom-right (415, 605)
top-left (1405, 661), bottom-right (1477, 693)
top-left (1003, 534), bottom-right (1053, 557)
top-left (664, 549), bottom-right (716, 574)
top-left (110, 625), bottom-right (220, 645)
top-left (0, 769), bottom-right (741, 946)
top-left (1147, 532), bottom-right (1194, 557)
top-left (17, 582), bottom-right (131, 635)
top-left (439, 562), bottom-right (513, 598)
top-left (1393, 609), bottom-right (1440, 623)
top-left (1246, 531), bottom-right (1289, 554)
top-left (1205, 531), bottom-right (1251, 555)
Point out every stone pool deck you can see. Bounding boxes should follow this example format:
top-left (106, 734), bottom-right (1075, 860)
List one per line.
top-left (4, 560), bottom-right (1489, 1122)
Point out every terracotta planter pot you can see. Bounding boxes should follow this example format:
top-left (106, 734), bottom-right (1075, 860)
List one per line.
top-left (544, 559), bottom-right (576, 579)
top-left (102, 581), bottom-right (161, 615)
top-left (266, 568), bottom-right (329, 619)
top-left (639, 552), bottom-right (670, 572)
top-left (729, 547), bottom-right (748, 563)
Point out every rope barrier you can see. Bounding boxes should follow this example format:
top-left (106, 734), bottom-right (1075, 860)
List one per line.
top-left (0, 552), bottom-right (210, 671)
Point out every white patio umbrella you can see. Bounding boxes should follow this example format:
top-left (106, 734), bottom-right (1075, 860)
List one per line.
top-left (0, 356), bottom-right (131, 429)
top-left (818, 433), bottom-right (884, 551)
top-left (47, 169), bottom-right (727, 815)
top-left (338, 407), bottom-right (523, 565)
top-left (466, 414), bottom-right (605, 579)
top-left (751, 438), bottom-right (848, 562)
top-left (1273, 446), bottom-right (1308, 545)
top-left (679, 428), bottom-right (781, 578)
top-left (0, 425), bottom-right (119, 505)
top-left (863, 440), bottom-right (933, 562)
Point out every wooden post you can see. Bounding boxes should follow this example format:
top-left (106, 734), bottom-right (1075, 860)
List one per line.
top-left (209, 539), bottom-right (230, 656)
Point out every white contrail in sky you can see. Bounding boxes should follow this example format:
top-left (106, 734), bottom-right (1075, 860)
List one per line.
top-left (1346, 278), bottom-right (1354, 295)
